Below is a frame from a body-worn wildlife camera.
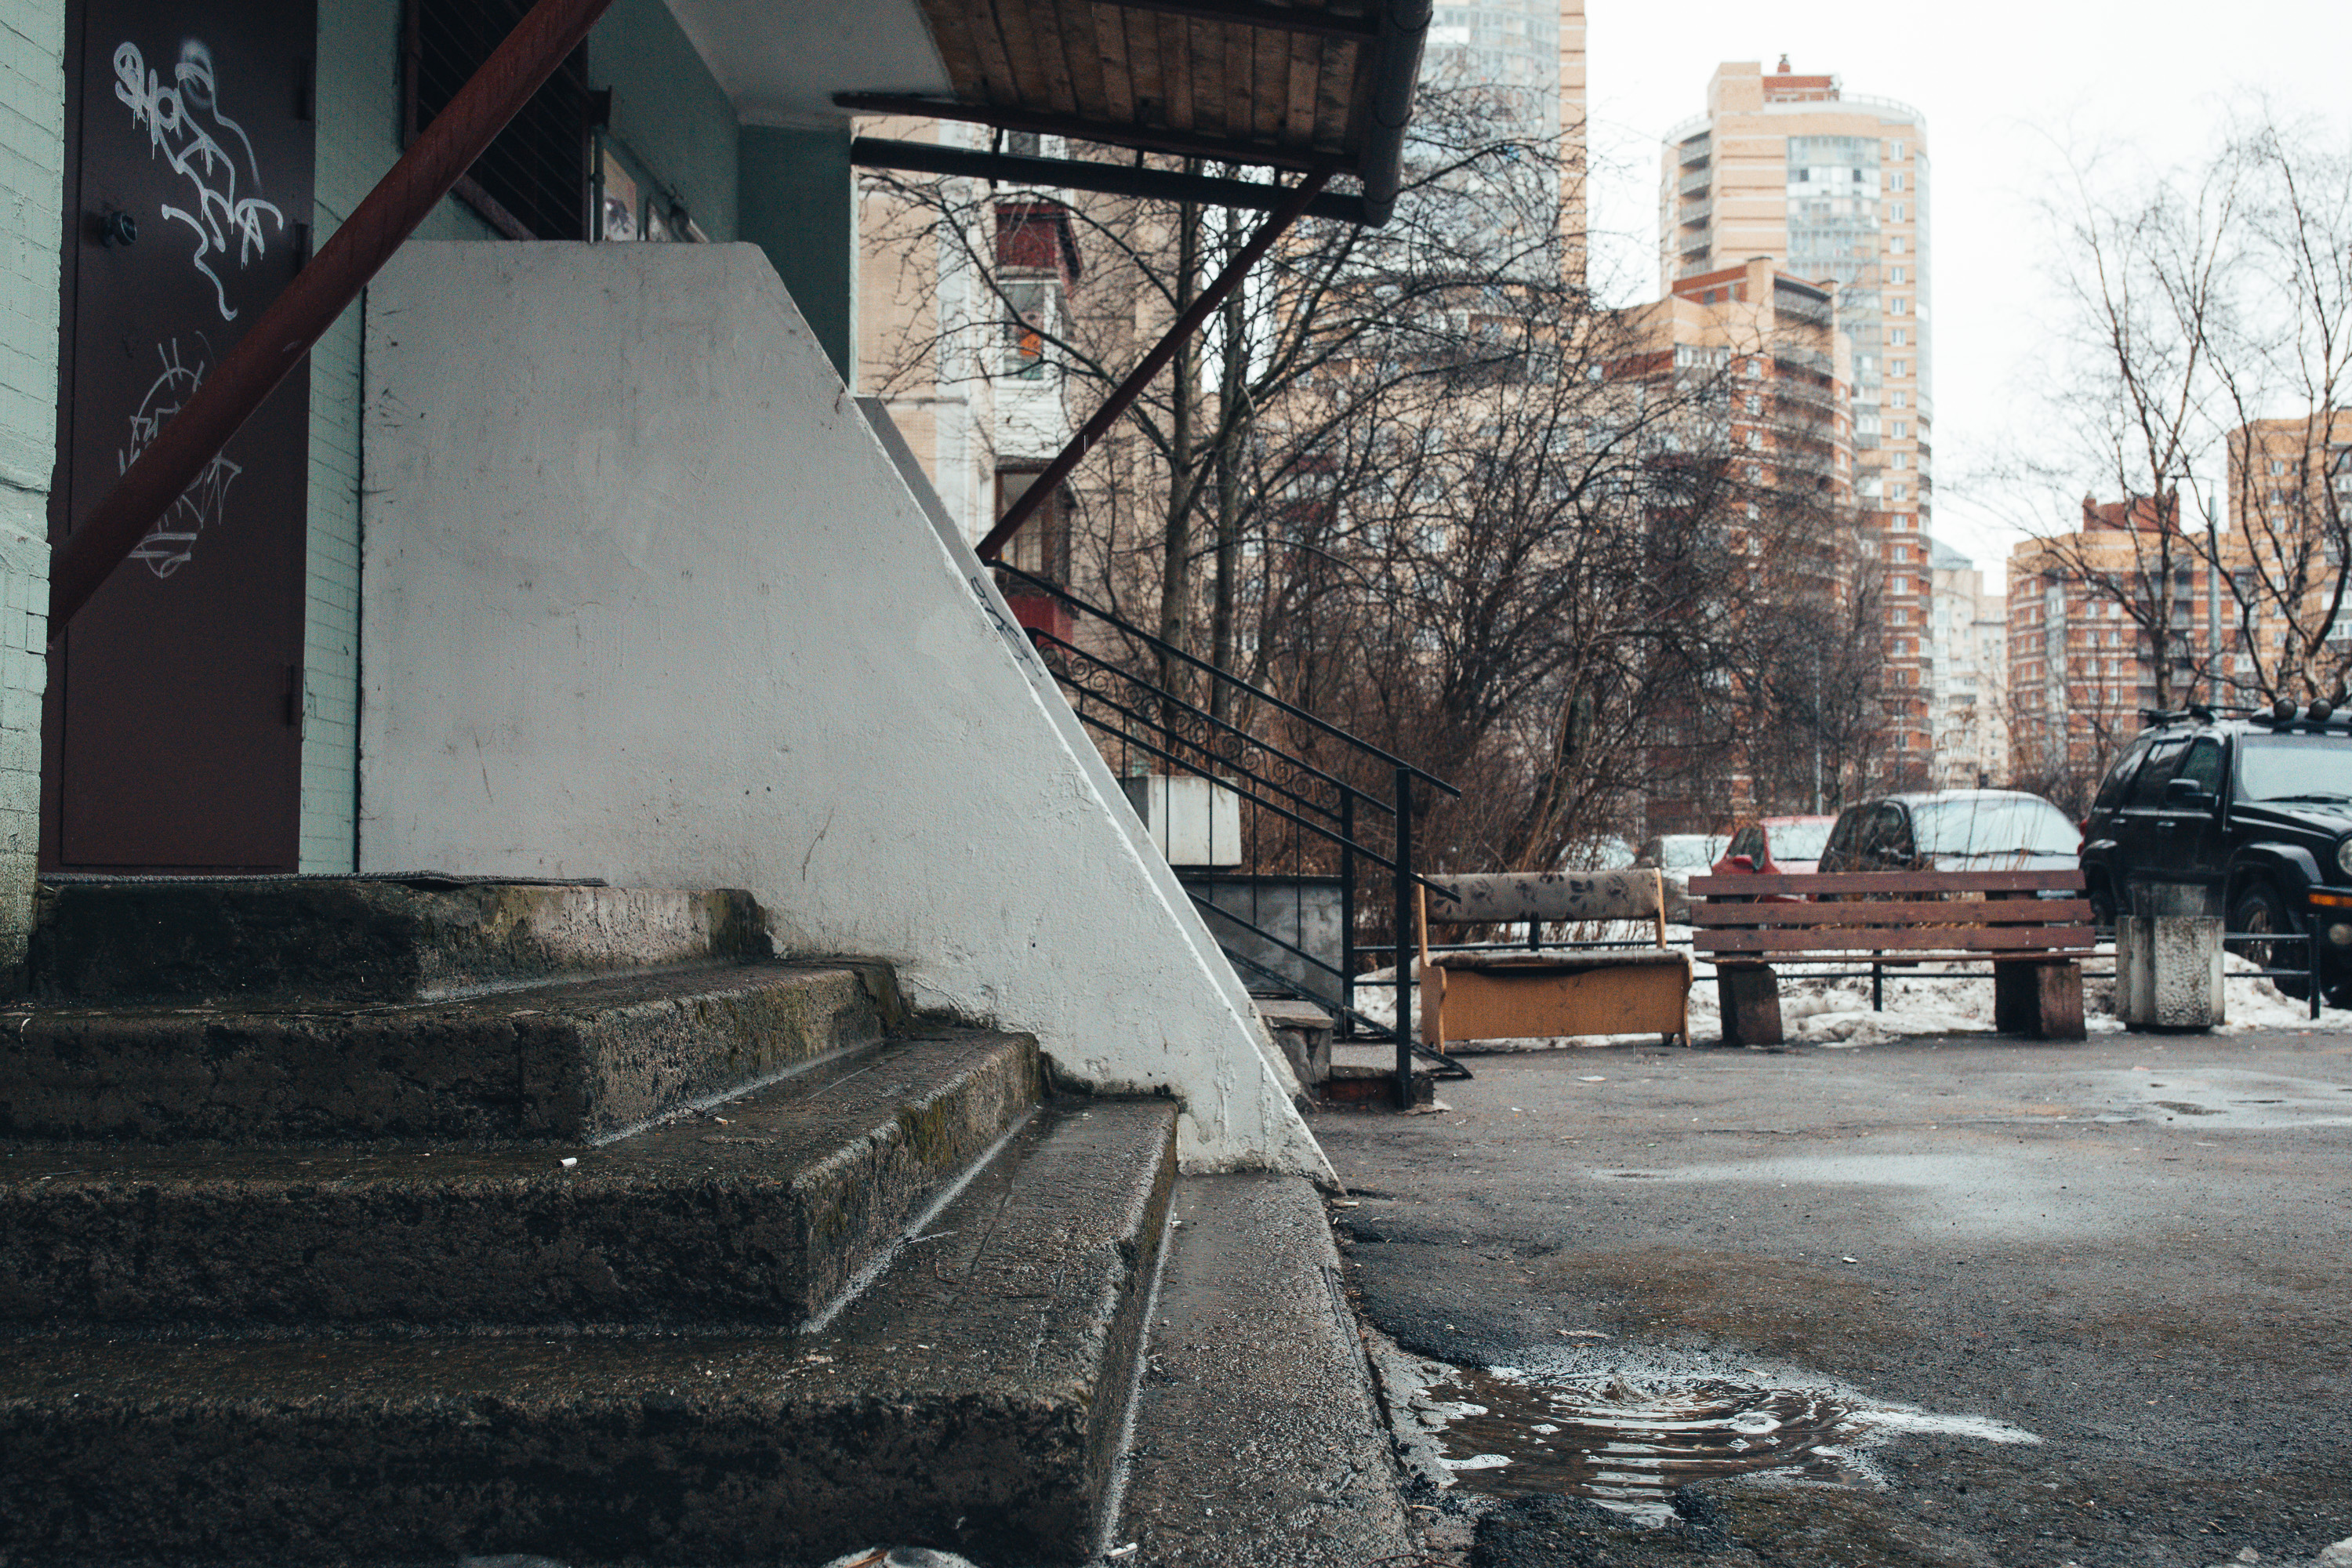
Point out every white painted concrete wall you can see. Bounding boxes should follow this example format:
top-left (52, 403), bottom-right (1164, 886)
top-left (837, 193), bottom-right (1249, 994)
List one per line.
top-left (360, 241), bottom-right (1324, 1178)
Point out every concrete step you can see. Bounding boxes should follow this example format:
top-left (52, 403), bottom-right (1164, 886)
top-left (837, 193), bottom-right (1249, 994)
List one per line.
top-left (1109, 1174), bottom-right (1414, 1567)
top-left (0, 961), bottom-right (885, 1143)
top-left (0, 1099), bottom-right (1178, 1566)
top-left (28, 876), bottom-right (776, 1004)
top-left (0, 1029), bottom-right (1038, 1330)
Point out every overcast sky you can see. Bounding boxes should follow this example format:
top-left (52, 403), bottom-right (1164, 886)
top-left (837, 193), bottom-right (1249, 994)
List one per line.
top-left (1581, 0), bottom-right (2352, 589)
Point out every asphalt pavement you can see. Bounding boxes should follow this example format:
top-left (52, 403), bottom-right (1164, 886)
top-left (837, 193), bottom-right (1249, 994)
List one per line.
top-left (1314, 1029), bottom-right (2352, 1568)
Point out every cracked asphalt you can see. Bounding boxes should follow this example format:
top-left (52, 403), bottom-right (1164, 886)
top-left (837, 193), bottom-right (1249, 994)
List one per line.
top-left (1313, 1029), bottom-right (2352, 1567)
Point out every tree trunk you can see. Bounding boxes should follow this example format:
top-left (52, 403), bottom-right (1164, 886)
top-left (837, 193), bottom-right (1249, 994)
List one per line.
top-left (1209, 201), bottom-right (1248, 726)
top-left (1156, 185), bottom-right (1202, 709)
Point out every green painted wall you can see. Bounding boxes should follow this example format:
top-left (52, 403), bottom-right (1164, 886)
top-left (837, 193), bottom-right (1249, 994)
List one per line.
top-left (0, 0), bottom-right (62, 971)
top-left (591, 0), bottom-right (738, 242)
top-left (739, 125), bottom-right (855, 385)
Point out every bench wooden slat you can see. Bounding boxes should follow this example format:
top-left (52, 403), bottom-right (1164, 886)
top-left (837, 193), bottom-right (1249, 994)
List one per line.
top-left (1688, 869), bottom-right (2085, 897)
top-left (1690, 898), bottom-right (2094, 927)
top-left (1696, 925), bottom-right (2096, 954)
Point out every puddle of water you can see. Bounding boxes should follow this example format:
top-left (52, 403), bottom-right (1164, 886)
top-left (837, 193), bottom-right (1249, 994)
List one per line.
top-left (1422, 1366), bottom-right (1870, 1510)
top-left (1390, 1347), bottom-right (2038, 1526)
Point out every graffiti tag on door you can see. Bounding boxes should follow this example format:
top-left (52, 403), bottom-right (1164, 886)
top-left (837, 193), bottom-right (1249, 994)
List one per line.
top-left (121, 339), bottom-right (241, 578)
top-left (112, 38), bottom-right (284, 320)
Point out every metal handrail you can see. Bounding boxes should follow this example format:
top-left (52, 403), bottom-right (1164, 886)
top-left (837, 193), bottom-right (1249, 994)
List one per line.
top-left (1034, 631), bottom-right (1364, 818)
top-left (1005, 565), bottom-right (1457, 1105)
top-left (998, 563), bottom-right (1459, 795)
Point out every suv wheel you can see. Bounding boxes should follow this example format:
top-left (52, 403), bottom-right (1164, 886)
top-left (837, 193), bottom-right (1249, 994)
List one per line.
top-left (2229, 880), bottom-right (2311, 999)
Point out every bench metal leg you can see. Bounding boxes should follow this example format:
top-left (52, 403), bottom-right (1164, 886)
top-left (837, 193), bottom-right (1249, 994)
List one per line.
top-left (1994, 959), bottom-right (2085, 1040)
top-left (1717, 964), bottom-right (1783, 1047)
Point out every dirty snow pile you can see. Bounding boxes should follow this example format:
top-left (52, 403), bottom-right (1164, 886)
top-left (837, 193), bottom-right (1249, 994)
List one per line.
top-left (1351, 931), bottom-right (2352, 1049)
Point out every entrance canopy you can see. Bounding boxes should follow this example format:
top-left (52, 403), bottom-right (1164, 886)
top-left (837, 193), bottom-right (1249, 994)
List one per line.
top-left (670, 0), bottom-right (1431, 226)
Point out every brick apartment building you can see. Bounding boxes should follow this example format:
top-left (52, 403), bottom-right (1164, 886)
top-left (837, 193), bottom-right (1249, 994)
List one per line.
top-left (1661, 56), bottom-right (1933, 777)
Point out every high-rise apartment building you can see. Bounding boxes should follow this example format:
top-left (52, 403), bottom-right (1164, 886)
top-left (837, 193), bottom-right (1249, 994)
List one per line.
top-left (1929, 538), bottom-right (2008, 789)
top-left (1425, 0), bottom-right (1584, 137)
top-left (1425, 1), bottom-right (1588, 280)
top-left (1661, 58), bottom-right (1933, 778)
top-left (1610, 257), bottom-right (1861, 825)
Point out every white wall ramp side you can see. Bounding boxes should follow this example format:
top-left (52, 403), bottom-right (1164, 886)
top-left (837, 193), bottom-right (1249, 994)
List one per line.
top-left (358, 241), bottom-right (1328, 1181)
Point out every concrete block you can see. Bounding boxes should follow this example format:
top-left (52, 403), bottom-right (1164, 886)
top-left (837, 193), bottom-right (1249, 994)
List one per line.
top-left (2115, 915), bottom-right (2224, 1031)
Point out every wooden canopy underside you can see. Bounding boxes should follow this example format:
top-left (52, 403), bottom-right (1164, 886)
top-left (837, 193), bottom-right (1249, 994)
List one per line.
top-left (912, 0), bottom-right (1376, 165)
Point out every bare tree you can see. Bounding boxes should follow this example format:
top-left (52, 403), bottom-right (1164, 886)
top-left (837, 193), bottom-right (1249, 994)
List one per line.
top-left (860, 89), bottom-right (1879, 868)
top-left (2023, 111), bottom-right (2352, 711)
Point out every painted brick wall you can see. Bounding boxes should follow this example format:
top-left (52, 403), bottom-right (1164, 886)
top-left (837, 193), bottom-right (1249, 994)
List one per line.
top-left (0, 0), bottom-right (60, 968)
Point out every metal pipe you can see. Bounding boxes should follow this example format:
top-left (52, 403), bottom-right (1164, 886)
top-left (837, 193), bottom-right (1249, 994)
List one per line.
top-left (48, 0), bottom-right (617, 635)
top-left (1356, 0), bottom-right (1432, 227)
top-left (833, 93), bottom-right (1328, 178)
top-left (1393, 767), bottom-right (1414, 1109)
top-left (1100, 0), bottom-right (1379, 38)
top-left (850, 136), bottom-right (1370, 225)
top-left (975, 166), bottom-right (1334, 566)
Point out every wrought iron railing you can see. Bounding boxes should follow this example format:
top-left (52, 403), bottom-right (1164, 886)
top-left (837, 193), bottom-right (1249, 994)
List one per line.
top-left (993, 563), bottom-right (1466, 1104)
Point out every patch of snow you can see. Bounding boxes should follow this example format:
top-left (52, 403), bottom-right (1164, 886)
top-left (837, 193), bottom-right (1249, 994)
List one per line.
top-left (1353, 931), bottom-right (2352, 1049)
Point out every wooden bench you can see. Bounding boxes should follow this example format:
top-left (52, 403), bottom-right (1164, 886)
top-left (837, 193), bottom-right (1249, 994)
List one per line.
top-left (1416, 869), bottom-right (1693, 1050)
top-left (1688, 869), bottom-right (2093, 1047)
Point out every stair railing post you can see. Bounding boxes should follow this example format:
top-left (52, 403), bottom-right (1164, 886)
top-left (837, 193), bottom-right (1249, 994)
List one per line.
top-left (1338, 786), bottom-right (1356, 1036)
top-left (1392, 767), bottom-right (1414, 1109)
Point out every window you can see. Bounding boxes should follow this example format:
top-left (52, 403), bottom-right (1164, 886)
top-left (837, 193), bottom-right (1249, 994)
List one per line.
top-left (1889, 266), bottom-right (1907, 284)
top-left (994, 468), bottom-right (1071, 583)
top-left (1890, 420), bottom-right (1908, 438)
top-left (1889, 172), bottom-right (1907, 191)
top-left (406, 0), bottom-right (593, 240)
top-left (1889, 328), bottom-right (1908, 346)
top-left (1889, 297), bottom-right (1907, 314)
top-left (1005, 131), bottom-right (1043, 157)
top-left (1001, 278), bottom-right (1056, 379)
top-left (2125, 738), bottom-right (2191, 808)
top-left (1889, 358), bottom-right (1907, 375)
top-left (1891, 389), bottom-right (1907, 408)
top-left (2269, 457), bottom-right (2289, 475)
top-left (1890, 235), bottom-right (1907, 254)
top-left (1889, 202), bottom-right (1907, 220)
top-left (1892, 607), bottom-right (1909, 624)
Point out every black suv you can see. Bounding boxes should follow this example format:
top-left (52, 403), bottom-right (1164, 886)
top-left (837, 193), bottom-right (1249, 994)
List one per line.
top-left (2079, 705), bottom-right (2352, 990)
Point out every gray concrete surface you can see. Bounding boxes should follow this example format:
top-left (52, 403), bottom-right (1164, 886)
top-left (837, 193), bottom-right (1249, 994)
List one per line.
top-left (1316, 1030), bottom-right (2352, 1566)
top-left (1115, 1173), bottom-right (1414, 1567)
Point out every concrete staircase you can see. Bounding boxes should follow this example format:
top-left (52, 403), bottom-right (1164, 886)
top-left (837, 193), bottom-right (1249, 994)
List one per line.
top-left (0, 877), bottom-right (1180, 1565)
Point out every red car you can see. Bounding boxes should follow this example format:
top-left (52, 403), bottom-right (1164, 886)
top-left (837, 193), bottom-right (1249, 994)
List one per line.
top-left (1711, 815), bottom-right (1838, 879)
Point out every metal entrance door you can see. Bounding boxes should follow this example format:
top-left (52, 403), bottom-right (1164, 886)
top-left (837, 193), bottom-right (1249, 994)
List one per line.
top-left (43, 0), bottom-right (316, 872)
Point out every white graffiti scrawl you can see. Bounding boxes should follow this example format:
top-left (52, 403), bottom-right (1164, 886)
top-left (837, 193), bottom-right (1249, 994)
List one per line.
top-left (122, 339), bottom-right (241, 578)
top-left (113, 38), bottom-right (284, 321)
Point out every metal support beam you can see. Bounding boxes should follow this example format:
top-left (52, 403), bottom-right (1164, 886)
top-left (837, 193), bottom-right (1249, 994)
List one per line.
top-left (833, 93), bottom-right (1329, 176)
top-left (48, 0), bottom-right (618, 636)
top-left (973, 166), bottom-right (1334, 565)
top-left (851, 136), bottom-right (1369, 224)
top-left (1101, 0), bottom-right (1378, 37)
